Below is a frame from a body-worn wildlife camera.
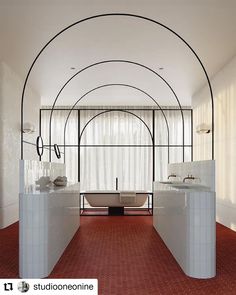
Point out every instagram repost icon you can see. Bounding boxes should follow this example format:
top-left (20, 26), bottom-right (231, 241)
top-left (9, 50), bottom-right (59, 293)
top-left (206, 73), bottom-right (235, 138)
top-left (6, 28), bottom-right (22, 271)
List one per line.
top-left (17, 281), bottom-right (30, 293)
top-left (4, 283), bottom-right (13, 291)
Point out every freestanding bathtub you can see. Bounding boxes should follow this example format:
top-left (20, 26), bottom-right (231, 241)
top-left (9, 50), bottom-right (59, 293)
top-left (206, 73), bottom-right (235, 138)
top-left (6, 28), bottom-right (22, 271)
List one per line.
top-left (82, 190), bottom-right (149, 207)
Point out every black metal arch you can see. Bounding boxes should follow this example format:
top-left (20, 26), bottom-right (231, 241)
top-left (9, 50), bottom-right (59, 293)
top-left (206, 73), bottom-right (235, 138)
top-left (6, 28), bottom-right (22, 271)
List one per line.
top-left (63, 83), bottom-right (170, 162)
top-left (78, 109), bottom-right (155, 181)
top-left (20, 13), bottom-right (214, 160)
top-left (80, 109), bottom-right (153, 142)
top-left (48, 59), bottom-right (184, 161)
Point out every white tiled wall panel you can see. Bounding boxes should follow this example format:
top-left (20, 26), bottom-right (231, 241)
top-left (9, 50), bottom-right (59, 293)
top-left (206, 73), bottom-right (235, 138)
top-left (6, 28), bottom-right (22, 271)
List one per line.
top-left (19, 160), bottom-right (80, 278)
top-left (168, 160), bottom-right (215, 191)
top-left (153, 187), bottom-right (215, 279)
top-left (19, 159), bottom-right (66, 193)
top-left (153, 160), bottom-right (216, 279)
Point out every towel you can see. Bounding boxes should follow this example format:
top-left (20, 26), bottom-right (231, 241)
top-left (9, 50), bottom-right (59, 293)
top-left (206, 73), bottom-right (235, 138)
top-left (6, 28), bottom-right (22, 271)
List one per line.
top-left (119, 191), bottom-right (137, 204)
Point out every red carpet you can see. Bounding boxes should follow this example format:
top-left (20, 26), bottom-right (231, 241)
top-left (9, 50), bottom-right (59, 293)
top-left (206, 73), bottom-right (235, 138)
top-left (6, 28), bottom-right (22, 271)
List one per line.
top-left (1, 217), bottom-right (236, 294)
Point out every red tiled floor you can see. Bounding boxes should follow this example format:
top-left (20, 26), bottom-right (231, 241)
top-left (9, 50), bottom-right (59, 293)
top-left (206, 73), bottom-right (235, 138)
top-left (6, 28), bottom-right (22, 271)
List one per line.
top-left (0, 222), bottom-right (19, 278)
top-left (1, 217), bottom-right (236, 294)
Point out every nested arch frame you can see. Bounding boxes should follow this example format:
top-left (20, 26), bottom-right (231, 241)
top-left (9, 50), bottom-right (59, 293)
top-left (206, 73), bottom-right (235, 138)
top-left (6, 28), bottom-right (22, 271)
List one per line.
top-left (21, 13), bottom-right (214, 160)
top-left (48, 59), bottom-right (185, 162)
top-left (79, 109), bottom-right (153, 141)
top-left (63, 83), bottom-right (170, 162)
top-left (78, 109), bottom-right (155, 182)
top-left (42, 106), bottom-right (192, 183)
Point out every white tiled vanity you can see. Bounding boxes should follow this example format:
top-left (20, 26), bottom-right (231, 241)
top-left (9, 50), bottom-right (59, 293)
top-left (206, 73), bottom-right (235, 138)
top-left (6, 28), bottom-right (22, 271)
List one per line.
top-left (19, 160), bottom-right (80, 278)
top-left (153, 160), bottom-right (216, 279)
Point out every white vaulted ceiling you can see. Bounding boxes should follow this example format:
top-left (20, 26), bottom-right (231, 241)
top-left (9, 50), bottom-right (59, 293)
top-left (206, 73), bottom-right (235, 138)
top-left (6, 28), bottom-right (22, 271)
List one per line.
top-left (0, 0), bottom-right (236, 107)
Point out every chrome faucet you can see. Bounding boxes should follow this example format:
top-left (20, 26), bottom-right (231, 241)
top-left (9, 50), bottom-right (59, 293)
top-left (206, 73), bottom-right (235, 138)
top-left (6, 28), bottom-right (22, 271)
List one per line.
top-left (183, 175), bottom-right (195, 182)
top-left (168, 173), bottom-right (177, 179)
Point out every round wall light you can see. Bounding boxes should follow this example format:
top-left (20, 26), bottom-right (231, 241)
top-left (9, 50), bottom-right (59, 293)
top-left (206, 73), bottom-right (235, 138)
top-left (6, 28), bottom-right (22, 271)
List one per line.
top-left (23, 122), bottom-right (36, 134)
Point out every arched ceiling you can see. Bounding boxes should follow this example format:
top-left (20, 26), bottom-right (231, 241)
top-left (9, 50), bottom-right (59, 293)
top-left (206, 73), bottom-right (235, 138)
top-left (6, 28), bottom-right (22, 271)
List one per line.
top-left (0, 0), bottom-right (236, 107)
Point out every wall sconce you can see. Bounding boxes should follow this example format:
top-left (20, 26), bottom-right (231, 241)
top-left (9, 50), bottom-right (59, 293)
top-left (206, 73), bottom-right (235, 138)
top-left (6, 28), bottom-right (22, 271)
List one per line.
top-left (23, 122), bottom-right (36, 134)
top-left (196, 123), bottom-right (211, 134)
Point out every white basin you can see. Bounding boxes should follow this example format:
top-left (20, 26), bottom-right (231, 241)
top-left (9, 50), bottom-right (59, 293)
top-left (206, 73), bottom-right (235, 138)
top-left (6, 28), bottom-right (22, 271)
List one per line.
top-left (171, 184), bottom-right (190, 189)
top-left (171, 183), bottom-right (210, 190)
top-left (159, 181), bottom-right (182, 185)
top-left (159, 181), bottom-right (211, 191)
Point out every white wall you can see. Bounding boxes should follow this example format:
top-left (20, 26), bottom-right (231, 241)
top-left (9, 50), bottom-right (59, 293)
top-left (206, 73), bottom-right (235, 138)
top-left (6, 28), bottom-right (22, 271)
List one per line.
top-left (192, 55), bottom-right (236, 231)
top-left (0, 61), bottom-right (40, 228)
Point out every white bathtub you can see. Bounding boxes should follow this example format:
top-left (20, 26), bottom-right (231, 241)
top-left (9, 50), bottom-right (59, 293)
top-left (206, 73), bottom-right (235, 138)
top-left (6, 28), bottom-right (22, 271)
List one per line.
top-left (83, 190), bottom-right (149, 207)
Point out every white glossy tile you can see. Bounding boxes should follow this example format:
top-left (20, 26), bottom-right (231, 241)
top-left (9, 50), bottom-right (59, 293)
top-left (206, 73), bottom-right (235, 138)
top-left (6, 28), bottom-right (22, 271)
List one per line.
top-left (154, 178), bottom-right (215, 279)
top-left (20, 181), bottom-right (80, 278)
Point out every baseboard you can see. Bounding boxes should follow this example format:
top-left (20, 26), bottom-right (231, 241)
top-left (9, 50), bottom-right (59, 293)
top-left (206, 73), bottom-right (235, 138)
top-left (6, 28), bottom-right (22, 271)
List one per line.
top-left (0, 202), bottom-right (19, 229)
top-left (216, 201), bottom-right (236, 232)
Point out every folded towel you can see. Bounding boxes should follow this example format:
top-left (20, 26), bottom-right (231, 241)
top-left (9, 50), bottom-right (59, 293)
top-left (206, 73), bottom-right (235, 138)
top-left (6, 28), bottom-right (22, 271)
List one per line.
top-left (119, 191), bottom-right (136, 204)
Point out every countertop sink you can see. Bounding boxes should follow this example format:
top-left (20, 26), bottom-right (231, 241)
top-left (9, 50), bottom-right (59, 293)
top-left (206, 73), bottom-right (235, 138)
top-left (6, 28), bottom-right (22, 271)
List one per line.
top-left (158, 181), bottom-right (211, 191)
top-left (171, 183), bottom-right (211, 191)
top-left (160, 181), bottom-right (173, 184)
top-left (159, 181), bottom-right (182, 185)
top-left (171, 185), bottom-right (190, 189)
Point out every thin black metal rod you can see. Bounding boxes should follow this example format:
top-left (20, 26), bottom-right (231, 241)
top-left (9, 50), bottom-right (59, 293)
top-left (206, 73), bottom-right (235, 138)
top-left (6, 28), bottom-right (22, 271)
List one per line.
top-left (44, 144), bottom-right (192, 148)
top-left (48, 59), bottom-right (184, 162)
top-left (116, 177), bottom-right (118, 190)
top-left (152, 110), bottom-right (155, 181)
top-left (78, 110), bottom-right (80, 182)
top-left (23, 140), bottom-right (38, 147)
top-left (39, 109), bottom-right (42, 161)
top-left (79, 110), bottom-right (153, 143)
top-left (191, 109), bottom-right (193, 161)
top-left (63, 83), bottom-right (170, 160)
top-left (42, 108), bottom-right (192, 111)
top-left (20, 13), bottom-right (214, 161)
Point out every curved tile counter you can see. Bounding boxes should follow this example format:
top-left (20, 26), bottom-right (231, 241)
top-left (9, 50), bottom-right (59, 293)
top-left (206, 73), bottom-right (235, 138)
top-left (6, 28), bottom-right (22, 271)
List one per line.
top-left (153, 182), bottom-right (216, 279)
top-left (19, 183), bottom-right (80, 278)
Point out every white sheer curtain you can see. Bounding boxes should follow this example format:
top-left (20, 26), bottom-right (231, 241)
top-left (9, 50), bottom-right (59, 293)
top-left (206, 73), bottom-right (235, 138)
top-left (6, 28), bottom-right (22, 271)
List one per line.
top-left (80, 110), bottom-right (153, 191)
top-left (41, 107), bottom-right (191, 191)
top-left (155, 109), bottom-right (191, 180)
top-left (41, 109), bottom-right (78, 181)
